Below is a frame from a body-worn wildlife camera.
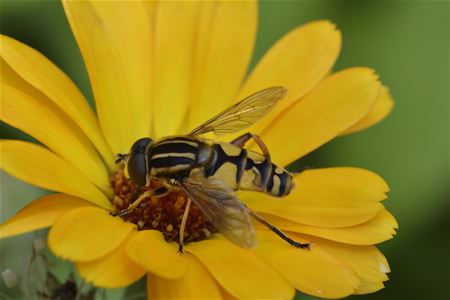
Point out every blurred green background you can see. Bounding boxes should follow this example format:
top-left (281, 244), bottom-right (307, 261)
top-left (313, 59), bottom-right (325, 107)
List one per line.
top-left (1, 0), bottom-right (448, 299)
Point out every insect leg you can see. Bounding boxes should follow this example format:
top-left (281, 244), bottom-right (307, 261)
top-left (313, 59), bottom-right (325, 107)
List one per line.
top-left (247, 209), bottom-right (311, 249)
top-left (178, 198), bottom-right (192, 254)
top-left (230, 132), bottom-right (253, 147)
top-left (115, 153), bottom-right (129, 164)
top-left (129, 185), bottom-right (143, 203)
top-left (231, 132), bottom-right (271, 160)
top-left (111, 186), bottom-right (169, 217)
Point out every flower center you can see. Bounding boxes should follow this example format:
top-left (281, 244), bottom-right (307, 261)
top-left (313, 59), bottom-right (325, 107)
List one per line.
top-left (110, 171), bottom-right (217, 244)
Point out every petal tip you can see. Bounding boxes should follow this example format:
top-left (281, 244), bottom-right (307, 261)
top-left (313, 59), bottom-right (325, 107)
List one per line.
top-left (307, 19), bottom-right (337, 30)
top-left (308, 20), bottom-right (342, 42)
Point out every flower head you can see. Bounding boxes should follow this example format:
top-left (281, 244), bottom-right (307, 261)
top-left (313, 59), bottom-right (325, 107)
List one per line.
top-left (0, 1), bottom-right (396, 299)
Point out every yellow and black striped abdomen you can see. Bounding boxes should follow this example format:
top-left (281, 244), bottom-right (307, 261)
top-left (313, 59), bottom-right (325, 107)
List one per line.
top-left (202, 143), bottom-right (293, 197)
top-left (203, 143), bottom-right (247, 190)
top-left (241, 149), bottom-right (293, 197)
top-left (264, 164), bottom-right (293, 197)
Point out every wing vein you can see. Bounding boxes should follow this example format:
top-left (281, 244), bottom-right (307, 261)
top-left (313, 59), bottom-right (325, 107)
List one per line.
top-left (189, 86), bottom-right (287, 136)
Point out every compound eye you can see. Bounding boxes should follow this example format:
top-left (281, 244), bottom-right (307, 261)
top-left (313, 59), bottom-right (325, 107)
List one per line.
top-left (131, 138), bottom-right (153, 153)
top-left (127, 137), bottom-right (153, 186)
top-left (127, 153), bottom-right (147, 186)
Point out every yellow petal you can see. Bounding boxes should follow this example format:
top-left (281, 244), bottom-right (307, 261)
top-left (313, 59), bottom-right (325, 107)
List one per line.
top-left (62, 0), bottom-right (153, 153)
top-left (48, 207), bottom-right (134, 262)
top-left (355, 280), bottom-right (385, 295)
top-left (187, 236), bottom-right (294, 299)
top-left (147, 254), bottom-right (222, 299)
top-left (0, 83), bottom-right (110, 193)
top-left (126, 230), bottom-right (187, 279)
top-left (256, 230), bottom-right (360, 298)
top-left (258, 68), bottom-right (380, 166)
top-left (77, 231), bottom-right (145, 288)
top-left (342, 85), bottom-right (394, 135)
top-left (151, 1), bottom-right (202, 137)
top-left (238, 20), bottom-right (341, 134)
top-left (241, 167), bottom-right (388, 228)
top-left (187, 1), bottom-right (257, 131)
top-left (0, 194), bottom-right (93, 239)
top-left (264, 209), bottom-right (398, 245)
top-left (219, 286), bottom-right (237, 300)
top-left (0, 140), bottom-right (111, 209)
top-left (0, 35), bottom-right (114, 169)
top-left (306, 237), bottom-right (390, 283)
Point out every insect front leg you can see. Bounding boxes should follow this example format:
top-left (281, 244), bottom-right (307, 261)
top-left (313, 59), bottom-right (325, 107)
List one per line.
top-left (230, 132), bottom-right (271, 161)
top-left (178, 198), bottom-right (192, 254)
top-left (111, 186), bottom-right (169, 217)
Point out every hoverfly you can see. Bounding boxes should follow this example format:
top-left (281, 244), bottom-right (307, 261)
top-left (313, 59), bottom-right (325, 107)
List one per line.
top-left (114, 87), bottom-right (311, 252)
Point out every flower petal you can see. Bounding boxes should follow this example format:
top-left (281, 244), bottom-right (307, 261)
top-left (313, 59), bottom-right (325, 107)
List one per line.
top-left (306, 237), bottom-right (390, 283)
top-left (258, 68), bottom-right (380, 166)
top-left (147, 254), bottom-right (222, 299)
top-left (126, 230), bottom-right (187, 279)
top-left (238, 20), bottom-right (341, 134)
top-left (219, 286), bottom-right (237, 300)
top-left (0, 140), bottom-right (111, 209)
top-left (0, 82), bottom-right (110, 193)
top-left (268, 210), bottom-right (398, 245)
top-left (187, 236), bottom-right (294, 299)
top-left (355, 280), bottom-right (385, 295)
top-left (187, 1), bottom-right (257, 130)
top-left (342, 85), bottom-right (394, 135)
top-left (241, 167), bottom-right (388, 228)
top-left (256, 230), bottom-right (360, 298)
top-left (0, 194), bottom-right (93, 239)
top-left (77, 231), bottom-right (146, 288)
top-left (62, 0), bottom-right (153, 153)
top-left (48, 207), bottom-right (134, 262)
top-left (0, 35), bottom-right (114, 169)
top-left (151, 1), bottom-right (202, 137)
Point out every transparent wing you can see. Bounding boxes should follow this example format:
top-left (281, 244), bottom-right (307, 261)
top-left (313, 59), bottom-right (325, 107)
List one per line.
top-left (179, 177), bottom-right (256, 248)
top-left (189, 86), bottom-right (287, 136)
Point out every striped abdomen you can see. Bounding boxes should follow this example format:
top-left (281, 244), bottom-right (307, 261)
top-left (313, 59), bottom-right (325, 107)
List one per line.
top-left (203, 142), bottom-right (293, 197)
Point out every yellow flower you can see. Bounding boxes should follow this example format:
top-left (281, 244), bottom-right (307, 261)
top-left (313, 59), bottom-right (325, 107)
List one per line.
top-left (0, 1), bottom-right (397, 299)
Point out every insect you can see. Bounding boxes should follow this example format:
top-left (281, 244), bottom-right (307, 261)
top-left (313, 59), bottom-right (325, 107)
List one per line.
top-left (114, 87), bottom-right (311, 252)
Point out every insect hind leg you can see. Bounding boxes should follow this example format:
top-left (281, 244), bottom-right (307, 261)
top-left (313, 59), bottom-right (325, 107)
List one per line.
top-left (247, 208), bottom-right (311, 249)
top-left (230, 132), bottom-right (271, 160)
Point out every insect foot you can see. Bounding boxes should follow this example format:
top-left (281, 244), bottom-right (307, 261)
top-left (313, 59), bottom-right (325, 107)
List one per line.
top-left (294, 242), bottom-right (312, 250)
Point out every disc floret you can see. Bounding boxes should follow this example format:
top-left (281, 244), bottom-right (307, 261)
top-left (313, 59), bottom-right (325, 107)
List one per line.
top-left (110, 171), bottom-right (216, 244)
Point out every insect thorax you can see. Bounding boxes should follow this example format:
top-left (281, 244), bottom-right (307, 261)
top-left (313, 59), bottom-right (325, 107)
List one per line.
top-left (147, 136), bottom-right (211, 177)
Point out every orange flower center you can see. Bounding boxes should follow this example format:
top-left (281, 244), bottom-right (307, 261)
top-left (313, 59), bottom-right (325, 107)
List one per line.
top-left (110, 171), bottom-right (217, 244)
